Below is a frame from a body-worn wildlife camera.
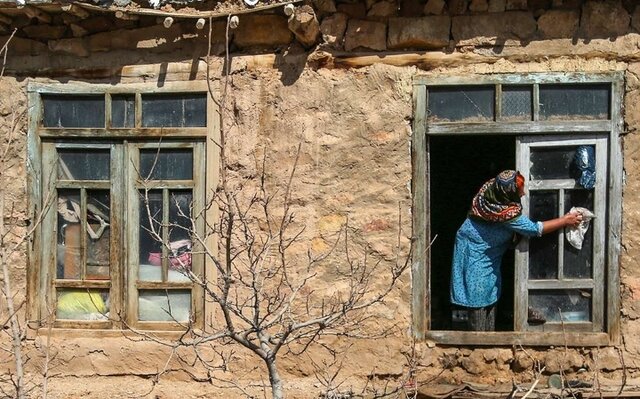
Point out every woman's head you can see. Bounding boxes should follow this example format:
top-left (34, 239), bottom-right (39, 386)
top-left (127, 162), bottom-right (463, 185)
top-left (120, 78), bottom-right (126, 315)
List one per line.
top-left (468, 170), bottom-right (524, 222)
top-left (494, 170), bottom-right (525, 202)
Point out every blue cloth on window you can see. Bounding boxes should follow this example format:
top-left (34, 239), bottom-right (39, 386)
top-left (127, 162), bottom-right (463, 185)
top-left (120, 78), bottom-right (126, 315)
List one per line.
top-left (450, 216), bottom-right (543, 308)
top-left (574, 145), bottom-right (596, 189)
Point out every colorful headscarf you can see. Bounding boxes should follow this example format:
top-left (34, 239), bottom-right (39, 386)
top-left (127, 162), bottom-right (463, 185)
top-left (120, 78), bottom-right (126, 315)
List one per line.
top-left (469, 170), bottom-right (523, 223)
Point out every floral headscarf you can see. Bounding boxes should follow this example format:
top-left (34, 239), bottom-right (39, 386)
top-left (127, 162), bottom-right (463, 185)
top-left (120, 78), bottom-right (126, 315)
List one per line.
top-left (469, 170), bottom-right (523, 223)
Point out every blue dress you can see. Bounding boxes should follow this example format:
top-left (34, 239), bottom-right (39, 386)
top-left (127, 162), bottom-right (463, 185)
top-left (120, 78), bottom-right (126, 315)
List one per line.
top-left (450, 216), bottom-right (543, 308)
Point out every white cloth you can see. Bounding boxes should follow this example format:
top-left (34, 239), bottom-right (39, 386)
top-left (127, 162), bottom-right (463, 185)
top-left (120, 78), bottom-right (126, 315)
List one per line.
top-left (565, 207), bottom-right (595, 250)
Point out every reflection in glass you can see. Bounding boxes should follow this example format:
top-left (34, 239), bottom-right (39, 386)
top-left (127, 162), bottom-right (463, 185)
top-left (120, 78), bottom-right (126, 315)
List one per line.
top-left (502, 85), bottom-right (532, 121)
top-left (564, 190), bottom-right (594, 278)
top-left (86, 190), bottom-right (111, 280)
top-left (42, 95), bottom-right (105, 128)
top-left (427, 86), bottom-right (494, 122)
top-left (529, 190), bottom-right (558, 279)
top-left (111, 94), bottom-right (135, 128)
top-left (539, 84), bottom-right (610, 120)
top-left (528, 289), bottom-right (591, 323)
top-left (168, 191), bottom-right (193, 282)
top-left (141, 93), bottom-right (206, 127)
top-left (57, 289), bottom-right (109, 320)
top-left (57, 189), bottom-right (81, 279)
top-left (530, 146), bottom-right (577, 180)
top-left (139, 190), bottom-right (163, 282)
top-left (139, 149), bottom-right (193, 180)
top-left (138, 290), bottom-right (191, 322)
top-left (58, 149), bottom-right (110, 180)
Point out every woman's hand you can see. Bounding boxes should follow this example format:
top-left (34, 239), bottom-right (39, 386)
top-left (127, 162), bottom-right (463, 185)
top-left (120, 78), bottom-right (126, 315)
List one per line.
top-left (541, 211), bottom-right (584, 234)
top-left (563, 211), bottom-right (583, 228)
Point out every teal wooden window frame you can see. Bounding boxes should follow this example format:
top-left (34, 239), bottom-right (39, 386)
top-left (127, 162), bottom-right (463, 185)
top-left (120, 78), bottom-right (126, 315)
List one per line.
top-left (411, 72), bottom-right (624, 346)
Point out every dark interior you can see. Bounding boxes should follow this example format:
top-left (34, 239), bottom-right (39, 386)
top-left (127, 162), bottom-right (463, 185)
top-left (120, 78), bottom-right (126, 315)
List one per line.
top-left (429, 135), bottom-right (516, 331)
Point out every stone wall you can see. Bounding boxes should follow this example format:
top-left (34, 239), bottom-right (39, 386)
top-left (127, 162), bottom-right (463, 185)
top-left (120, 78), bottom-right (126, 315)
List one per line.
top-left (1, 0), bottom-right (640, 397)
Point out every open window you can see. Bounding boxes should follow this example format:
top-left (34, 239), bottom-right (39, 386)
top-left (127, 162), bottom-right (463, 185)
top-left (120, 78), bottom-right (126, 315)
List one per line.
top-left (27, 82), bottom-right (215, 330)
top-left (411, 73), bottom-right (623, 346)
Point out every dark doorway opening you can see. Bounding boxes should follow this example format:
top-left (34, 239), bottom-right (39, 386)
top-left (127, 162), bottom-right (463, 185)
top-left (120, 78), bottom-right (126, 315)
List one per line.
top-left (429, 135), bottom-right (516, 331)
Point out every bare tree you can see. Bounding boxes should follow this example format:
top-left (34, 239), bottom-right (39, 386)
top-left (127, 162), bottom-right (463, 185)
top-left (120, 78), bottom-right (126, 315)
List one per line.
top-left (135, 142), bottom-right (412, 398)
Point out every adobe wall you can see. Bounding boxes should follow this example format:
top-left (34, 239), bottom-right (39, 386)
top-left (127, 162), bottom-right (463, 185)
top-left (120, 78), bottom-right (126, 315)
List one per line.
top-left (1, 0), bottom-right (640, 397)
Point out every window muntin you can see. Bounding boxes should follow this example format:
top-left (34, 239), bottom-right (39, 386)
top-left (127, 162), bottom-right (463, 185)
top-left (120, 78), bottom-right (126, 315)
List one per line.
top-left (32, 84), bottom-right (209, 330)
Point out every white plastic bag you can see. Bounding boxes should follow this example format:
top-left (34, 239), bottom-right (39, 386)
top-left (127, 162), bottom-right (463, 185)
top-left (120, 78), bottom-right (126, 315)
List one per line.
top-left (565, 207), bottom-right (595, 250)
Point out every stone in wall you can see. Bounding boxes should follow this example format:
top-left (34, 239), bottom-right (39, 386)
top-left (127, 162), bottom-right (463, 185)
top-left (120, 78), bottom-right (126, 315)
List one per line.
top-left (344, 19), bottom-right (387, 51)
top-left (488, 0), bottom-right (506, 12)
top-left (460, 350), bottom-right (489, 375)
top-left (505, 0), bottom-right (527, 10)
top-left (449, 0), bottom-right (469, 14)
top-left (368, 0), bottom-right (399, 18)
top-left (537, 9), bottom-right (580, 38)
top-left (387, 16), bottom-right (450, 49)
top-left (424, 0), bottom-right (446, 15)
top-left (469, 0), bottom-right (489, 12)
top-left (48, 37), bottom-right (89, 57)
top-left (1, 35), bottom-right (45, 56)
top-left (320, 12), bottom-right (349, 48)
top-left (451, 11), bottom-right (537, 45)
top-left (400, 0), bottom-right (426, 17)
top-left (543, 350), bottom-right (584, 373)
top-left (580, 0), bottom-right (630, 38)
top-left (337, 1), bottom-right (367, 18)
top-left (314, 0), bottom-right (337, 14)
top-left (22, 24), bottom-right (67, 40)
top-left (233, 15), bottom-right (293, 48)
top-left (529, 0), bottom-right (552, 12)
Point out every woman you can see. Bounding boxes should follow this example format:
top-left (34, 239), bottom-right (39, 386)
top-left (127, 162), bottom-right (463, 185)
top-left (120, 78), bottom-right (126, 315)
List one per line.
top-left (449, 170), bottom-right (582, 331)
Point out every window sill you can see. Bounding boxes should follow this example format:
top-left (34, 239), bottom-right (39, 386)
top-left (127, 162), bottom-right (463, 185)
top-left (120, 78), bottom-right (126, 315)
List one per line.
top-left (425, 330), bottom-right (612, 347)
top-left (28, 327), bottom-right (207, 340)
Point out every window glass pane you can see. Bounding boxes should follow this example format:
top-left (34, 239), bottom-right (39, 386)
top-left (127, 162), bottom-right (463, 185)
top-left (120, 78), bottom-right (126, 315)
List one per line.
top-left (86, 190), bottom-right (110, 280)
top-left (57, 189), bottom-right (81, 279)
top-left (530, 146), bottom-right (576, 181)
top-left (528, 289), bottom-right (591, 323)
top-left (58, 148), bottom-right (110, 180)
top-left (42, 95), bottom-right (105, 128)
top-left (427, 86), bottom-right (494, 122)
top-left (529, 190), bottom-right (558, 279)
top-left (138, 290), bottom-right (191, 322)
top-left (539, 84), bottom-right (610, 120)
top-left (111, 94), bottom-right (135, 128)
top-left (139, 190), bottom-right (163, 282)
top-left (501, 85), bottom-right (531, 121)
top-left (168, 190), bottom-right (193, 282)
top-left (563, 189), bottom-right (594, 278)
top-left (141, 93), bottom-right (206, 127)
top-left (57, 289), bottom-right (109, 320)
top-left (139, 149), bottom-right (193, 180)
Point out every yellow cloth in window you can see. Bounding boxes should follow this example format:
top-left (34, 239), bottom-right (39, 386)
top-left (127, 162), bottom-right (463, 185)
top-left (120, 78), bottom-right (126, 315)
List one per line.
top-left (57, 291), bottom-right (107, 320)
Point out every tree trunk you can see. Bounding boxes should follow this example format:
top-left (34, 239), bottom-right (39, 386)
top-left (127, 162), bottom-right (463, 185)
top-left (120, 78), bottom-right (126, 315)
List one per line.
top-left (0, 191), bottom-right (25, 399)
top-left (265, 356), bottom-right (284, 399)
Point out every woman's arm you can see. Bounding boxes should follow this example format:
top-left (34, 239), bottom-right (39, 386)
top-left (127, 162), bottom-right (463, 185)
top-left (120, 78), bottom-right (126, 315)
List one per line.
top-left (541, 212), bottom-right (582, 234)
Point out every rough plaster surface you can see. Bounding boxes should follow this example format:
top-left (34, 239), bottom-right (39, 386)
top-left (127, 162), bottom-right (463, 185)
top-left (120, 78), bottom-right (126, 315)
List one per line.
top-left (2, 2), bottom-right (640, 397)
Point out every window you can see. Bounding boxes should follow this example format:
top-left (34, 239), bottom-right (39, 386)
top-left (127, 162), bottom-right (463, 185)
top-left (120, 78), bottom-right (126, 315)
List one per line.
top-left (27, 82), bottom-right (215, 330)
top-left (411, 73), bottom-right (623, 346)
